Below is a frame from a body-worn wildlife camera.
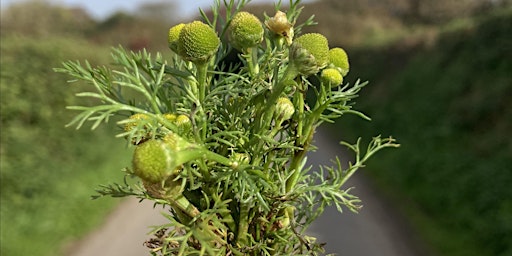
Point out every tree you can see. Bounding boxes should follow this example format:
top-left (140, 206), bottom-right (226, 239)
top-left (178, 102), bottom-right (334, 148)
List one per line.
top-left (136, 1), bottom-right (180, 23)
top-left (0, 0), bottom-right (95, 37)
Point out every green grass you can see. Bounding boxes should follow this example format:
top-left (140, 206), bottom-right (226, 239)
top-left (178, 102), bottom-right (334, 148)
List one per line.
top-left (0, 36), bottom-right (131, 256)
top-left (336, 10), bottom-right (512, 256)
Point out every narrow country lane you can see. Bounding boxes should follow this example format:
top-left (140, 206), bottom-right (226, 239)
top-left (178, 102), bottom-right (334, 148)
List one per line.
top-left (305, 128), bottom-right (429, 255)
top-left (66, 128), bottom-right (429, 256)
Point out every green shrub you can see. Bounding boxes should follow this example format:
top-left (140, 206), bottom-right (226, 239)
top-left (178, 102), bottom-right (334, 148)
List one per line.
top-left (0, 36), bottom-right (129, 256)
top-left (338, 11), bottom-right (512, 256)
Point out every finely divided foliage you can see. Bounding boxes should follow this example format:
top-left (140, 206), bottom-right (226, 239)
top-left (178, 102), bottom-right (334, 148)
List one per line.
top-left (55, 0), bottom-right (398, 255)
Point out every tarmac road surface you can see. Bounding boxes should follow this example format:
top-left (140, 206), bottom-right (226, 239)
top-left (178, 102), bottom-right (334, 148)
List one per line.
top-left (66, 129), bottom-right (429, 256)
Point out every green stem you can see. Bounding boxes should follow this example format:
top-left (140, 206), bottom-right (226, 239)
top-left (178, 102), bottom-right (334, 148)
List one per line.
top-left (167, 194), bottom-right (201, 218)
top-left (196, 62), bottom-right (208, 105)
top-left (197, 160), bottom-right (211, 181)
top-left (260, 64), bottom-right (298, 130)
top-left (250, 67), bottom-right (297, 166)
top-left (194, 62), bottom-right (212, 182)
top-left (314, 81), bottom-right (329, 109)
top-left (285, 127), bottom-right (315, 193)
top-left (203, 150), bottom-right (238, 169)
top-left (301, 81), bottom-right (333, 146)
top-left (195, 62), bottom-right (209, 141)
top-left (160, 180), bottom-right (200, 218)
top-left (285, 149), bottom-right (307, 193)
top-left (294, 86), bottom-right (305, 142)
top-left (236, 202), bottom-right (250, 245)
top-left (245, 47), bottom-right (259, 77)
top-left (164, 185), bottom-right (229, 247)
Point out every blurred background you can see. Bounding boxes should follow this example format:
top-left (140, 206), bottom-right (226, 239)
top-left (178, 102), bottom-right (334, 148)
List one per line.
top-left (1, 0), bottom-right (511, 255)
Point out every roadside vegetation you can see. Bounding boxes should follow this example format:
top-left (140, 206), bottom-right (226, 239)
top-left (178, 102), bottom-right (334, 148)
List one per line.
top-left (338, 9), bottom-right (512, 256)
top-left (0, 35), bottom-right (131, 255)
top-left (0, 1), bottom-right (509, 255)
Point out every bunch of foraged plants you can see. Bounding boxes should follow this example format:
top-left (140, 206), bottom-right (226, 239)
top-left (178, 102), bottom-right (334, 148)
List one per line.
top-left (56, 0), bottom-right (397, 255)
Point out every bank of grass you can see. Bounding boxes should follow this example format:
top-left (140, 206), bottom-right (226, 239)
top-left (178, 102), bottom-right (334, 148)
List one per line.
top-left (336, 10), bottom-right (512, 256)
top-left (0, 36), bottom-right (131, 256)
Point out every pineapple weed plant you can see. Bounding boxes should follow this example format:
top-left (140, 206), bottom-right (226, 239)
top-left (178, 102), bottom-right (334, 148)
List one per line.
top-left (56, 0), bottom-right (398, 255)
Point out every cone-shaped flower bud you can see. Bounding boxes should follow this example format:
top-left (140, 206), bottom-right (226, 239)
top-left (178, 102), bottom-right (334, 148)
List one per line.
top-left (321, 68), bottom-right (343, 87)
top-left (232, 152), bottom-right (251, 165)
top-left (328, 47), bottom-right (350, 77)
top-left (133, 135), bottom-right (206, 183)
top-left (123, 113), bottom-right (152, 145)
top-left (265, 11), bottom-right (294, 45)
top-left (178, 21), bottom-right (220, 64)
top-left (124, 113), bottom-right (149, 132)
top-left (132, 139), bottom-right (180, 183)
top-left (163, 113), bottom-right (177, 122)
top-left (276, 206), bottom-right (293, 229)
top-left (229, 12), bottom-right (264, 51)
top-left (275, 97), bottom-right (295, 121)
top-left (168, 23), bottom-right (185, 53)
top-left (290, 33), bottom-right (329, 76)
top-left (175, 114), bottom-right (192, 133)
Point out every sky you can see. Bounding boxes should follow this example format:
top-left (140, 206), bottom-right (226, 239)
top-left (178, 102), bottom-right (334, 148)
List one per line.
top-left (0, 0), bottom-right (293, 20)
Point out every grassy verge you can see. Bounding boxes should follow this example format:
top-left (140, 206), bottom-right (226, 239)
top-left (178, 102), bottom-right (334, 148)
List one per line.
top-left (0, 36), bottom-right (131, 256)
top-left (335, 10), bottom-right (512, 256)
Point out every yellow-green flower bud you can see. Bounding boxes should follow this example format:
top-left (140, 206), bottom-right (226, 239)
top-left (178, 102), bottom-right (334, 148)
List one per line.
top-left (132, 139), bottom-right (179, 183)
top-left (229, 12), bottom-right (264, 51)
top-left (275, 97), bottom-right (295, 121)
top-left (290, 33), bottom-right (329, 76)
top-left (265, 11), bottom-right (294, 45)
top-left (321, 68), bottom-right (343, 86)
top-left (124, 113), bottom-right (149, 132)
top-left (134, 134), bottom-right (205, 183)
top-left (278, 206), bottom-right (293, 229)
top-left (168, 23), bottom-right (185, 53)
top-left (328, 47), bottom-right (349, 77)
top-left (232, 152), bottom-right (251, 165)
top-left (175, 114), bottom-right (192, 133)
top-left (163, 113), bottom-right (177, 122)
top-left (178, 21), bottom-right (220, 64)
top-left (163, 113), bottom-right (191, 135)
top-left (123, 113), bottom-right (151, 145)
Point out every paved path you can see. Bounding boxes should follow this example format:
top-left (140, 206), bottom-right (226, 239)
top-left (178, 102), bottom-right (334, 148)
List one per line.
top-left (66, 129), bottom-right (429, 256)
top-left (305, 129), bottom-right (428, 255)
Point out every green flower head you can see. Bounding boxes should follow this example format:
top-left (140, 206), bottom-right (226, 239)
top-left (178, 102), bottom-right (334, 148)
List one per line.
top-left (168, 23), bottom-right (185, 53)
top-left (163, 113), bottom-right (177, 123)
top-left (290, 33), bottom-right (329, 76)
top-left (162, 113), bottom-right (191, 134)
top-left (178, 21), bottom-right (220, 64)
top-left (328, 47), bottom-right (349, 76)
top-left (175, 114), bottom-right (192, 134)
top-left (232, 152), bottom-right (251, 165)
top-left (123, 113), bottom-right (152, 145)
top-left (124, 113), bottom-right (149, 133)
top-left (321, 68), bottom-right (343, 86)
top-left (275, 97), bottom-right (295, 121)
top-left (133, 135), bottom-right (204, 183)
top-left (132, 139), bottom-right (178, 183)
top-left (229, 11), bottom-right (264, 51)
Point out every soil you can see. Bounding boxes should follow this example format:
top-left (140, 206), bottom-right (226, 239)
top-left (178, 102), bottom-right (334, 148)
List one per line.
top-left (65, 129), bottom-right (430, 256)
